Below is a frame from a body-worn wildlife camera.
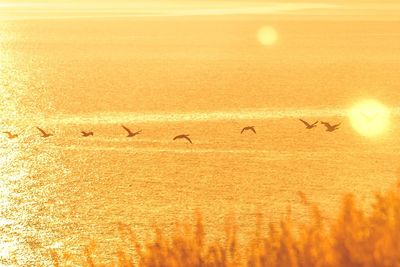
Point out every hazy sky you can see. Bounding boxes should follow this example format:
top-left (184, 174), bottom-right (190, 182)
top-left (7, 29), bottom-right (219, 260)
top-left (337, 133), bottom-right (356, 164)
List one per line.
top-left (1, 0), bottom-right (399, 20)
top-left (1, 0), bottom-right (400, 5)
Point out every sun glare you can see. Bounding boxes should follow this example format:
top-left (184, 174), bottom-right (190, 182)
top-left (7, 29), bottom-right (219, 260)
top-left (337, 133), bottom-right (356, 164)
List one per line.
top-left (257, 26), bottom-right (278, 46)
top-left (349, 99), bottom-right (390, 137)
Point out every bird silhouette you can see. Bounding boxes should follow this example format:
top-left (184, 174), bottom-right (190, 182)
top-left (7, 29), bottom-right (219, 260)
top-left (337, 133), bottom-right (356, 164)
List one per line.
top-left (3, 131), bottom-right (18, 139)
top-left (36, 127), bottom-right (53, 138)
top-left (321, 121), bottom-right (341, 132)
top-left (360, 112), bottom-right (377, 122)
top-left (241, 126), bottom-right (256, 134)
top-left (81, 131), bottom-right (94, 137)
top-left (121, 125), bottom-right (141, 137)
top-left (173, 134), bottom-right (192, 144)
top-left (299, 119), bottom-right (318, 129)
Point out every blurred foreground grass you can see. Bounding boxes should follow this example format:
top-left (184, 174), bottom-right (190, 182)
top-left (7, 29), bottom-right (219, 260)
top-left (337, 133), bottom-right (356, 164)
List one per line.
top-left (50, 181), bottom-right (400, 267)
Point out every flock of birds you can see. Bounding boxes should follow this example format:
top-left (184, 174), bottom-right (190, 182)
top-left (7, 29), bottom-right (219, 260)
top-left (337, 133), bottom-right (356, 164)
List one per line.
top-left (2, 119), bottom-right (341, 144)
top-left (299, 119), bottom-right (341, 132)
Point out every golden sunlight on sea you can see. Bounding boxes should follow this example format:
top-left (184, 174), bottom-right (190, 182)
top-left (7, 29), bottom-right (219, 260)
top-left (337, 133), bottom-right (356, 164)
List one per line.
top-left (349, 99), bottom-right (391, 137)
top-left (0, 0), bottom-right (400, 265)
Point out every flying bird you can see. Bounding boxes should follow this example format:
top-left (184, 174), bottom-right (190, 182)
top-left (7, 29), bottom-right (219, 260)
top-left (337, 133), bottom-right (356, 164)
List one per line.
top-left (173, 134), bottom-right (192, 144)
top-left (360, 112), bottom-right (377, 122)
top-left (36, 127), bottom-right (53, 138)
top-left (241, 126), bottom-right (256, 134)
top-left (81, 131), bottom-right (94, 137)
top-left (321, 121), bottom-right (341, 132)
top-left (299, 119), bottom-right (318, 129)
top-left (121, 125), bottom-right (141, 137)
top-left (3, 131), bottom-right (18, 139)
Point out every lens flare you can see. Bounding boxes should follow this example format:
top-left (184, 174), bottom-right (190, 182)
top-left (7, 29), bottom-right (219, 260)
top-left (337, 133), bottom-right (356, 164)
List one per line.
top-left (257, 26), bottom-right (278, 46)
top-left (349, 99), bottom-right (390, 137)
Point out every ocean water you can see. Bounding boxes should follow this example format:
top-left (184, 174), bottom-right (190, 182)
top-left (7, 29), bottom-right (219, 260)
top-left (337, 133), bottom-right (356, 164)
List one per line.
top-left (0, 14), bottom-right (400, 264)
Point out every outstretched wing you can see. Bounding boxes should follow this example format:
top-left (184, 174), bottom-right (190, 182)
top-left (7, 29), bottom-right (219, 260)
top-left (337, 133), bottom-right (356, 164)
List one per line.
top-left (134, 130), bottom-right (142, 135)
top-left (183, 136), bottom-right (193, 144)
top-left (299, 119), bottom-right (311, 127)
top-left (250, 127), bottom-right (256, 134)
top-left (173, 135), bottom-right (192, 143)
top-left (241, 128), bottom-right (246, 134)
top-left (36, 127), bottom-right (47, 135)
top-left (311, 121), bottom-right (318, 126)
top-left (121, 125), bottom-right (133, 134)
top-left (332, 123), bottom-right (341, 128)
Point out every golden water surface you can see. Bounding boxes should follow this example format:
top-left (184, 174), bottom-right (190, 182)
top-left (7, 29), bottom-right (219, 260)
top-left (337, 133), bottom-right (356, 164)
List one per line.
top-left (0, 5), bottom-right (400, 264)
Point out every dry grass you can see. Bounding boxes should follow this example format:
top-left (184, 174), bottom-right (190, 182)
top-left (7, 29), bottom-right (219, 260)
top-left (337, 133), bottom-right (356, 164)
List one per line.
top-left (50, 181), bottom-right (400, 267)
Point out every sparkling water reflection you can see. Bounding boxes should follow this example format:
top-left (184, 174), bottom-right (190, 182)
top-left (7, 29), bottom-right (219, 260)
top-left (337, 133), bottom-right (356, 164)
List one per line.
top-left (0, 15), bottom-right (399, 265)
